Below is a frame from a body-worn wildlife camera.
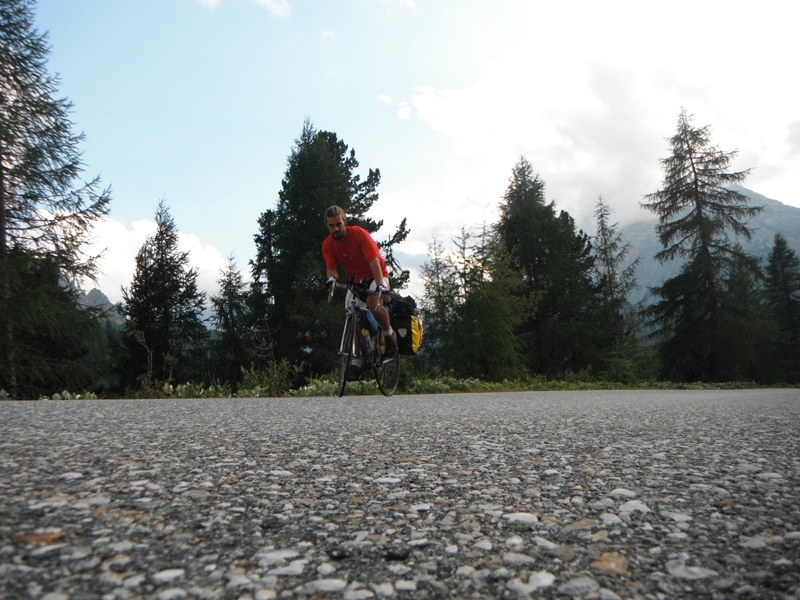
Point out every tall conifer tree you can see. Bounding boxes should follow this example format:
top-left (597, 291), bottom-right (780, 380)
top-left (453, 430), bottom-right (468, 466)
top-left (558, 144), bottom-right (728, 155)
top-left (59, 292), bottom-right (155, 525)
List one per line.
top-left (764, 233), bottom-right (800, 381)
top-left (641, 110), bottom-right (762, 381)
top-left (1, 0), bottom-right (111, 396)
top-left (449, 226), bottom-right (525, 381)
top-left (592, 197), bottom-right (638, 305)
top-left (119, 201), bottom-right (207, 390)
top-left (591, 197), bottom-right (642, 382)
top-left (209, 257), bottom-right (251, 388)
top-left (495, 157), bottom-right (598, 377)
top-left (419, 236), bottom-right (460, 374)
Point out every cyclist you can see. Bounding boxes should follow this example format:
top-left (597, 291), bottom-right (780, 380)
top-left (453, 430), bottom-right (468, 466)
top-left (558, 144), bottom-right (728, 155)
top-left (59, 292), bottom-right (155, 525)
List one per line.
top-left (322, 205), bottom-right (398, 373)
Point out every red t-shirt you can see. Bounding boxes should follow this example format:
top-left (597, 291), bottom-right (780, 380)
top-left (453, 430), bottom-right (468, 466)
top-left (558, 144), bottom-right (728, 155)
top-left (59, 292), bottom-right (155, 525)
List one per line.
top-left (322, 226), bottom-right (388, 281)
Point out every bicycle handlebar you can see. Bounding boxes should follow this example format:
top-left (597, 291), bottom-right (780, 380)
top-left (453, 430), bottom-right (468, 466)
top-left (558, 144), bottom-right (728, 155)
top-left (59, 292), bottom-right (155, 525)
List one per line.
top-left (327, 281), bottom-right (386, 304)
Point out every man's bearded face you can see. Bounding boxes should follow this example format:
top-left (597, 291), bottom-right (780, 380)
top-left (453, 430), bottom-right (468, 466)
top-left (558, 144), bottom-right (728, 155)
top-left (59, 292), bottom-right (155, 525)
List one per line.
top-left (327, 215), bottom-right (346, 241)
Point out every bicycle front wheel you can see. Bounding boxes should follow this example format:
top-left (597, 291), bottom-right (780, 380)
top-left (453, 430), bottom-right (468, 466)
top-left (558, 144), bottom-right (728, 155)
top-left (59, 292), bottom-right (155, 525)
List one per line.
top-left (376, 353), bottom-right (400, 396)
top-left (338, 313), bottom-right (357, 397)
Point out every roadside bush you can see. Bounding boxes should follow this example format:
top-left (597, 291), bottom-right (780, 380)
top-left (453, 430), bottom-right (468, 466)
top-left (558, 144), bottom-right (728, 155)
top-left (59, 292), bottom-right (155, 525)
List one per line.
top-left (237, 359), bottom-right (305, 397)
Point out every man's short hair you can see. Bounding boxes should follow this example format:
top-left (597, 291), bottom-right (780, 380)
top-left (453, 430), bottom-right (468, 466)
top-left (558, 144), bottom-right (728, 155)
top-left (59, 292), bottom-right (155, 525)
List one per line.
top-left (324, 205), bottom-right (346, 222)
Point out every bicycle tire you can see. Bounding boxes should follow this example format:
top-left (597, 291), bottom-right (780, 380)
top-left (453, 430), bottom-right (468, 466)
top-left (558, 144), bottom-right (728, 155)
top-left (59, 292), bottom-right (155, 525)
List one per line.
top-left (337, 313), bottom-right (357, 397)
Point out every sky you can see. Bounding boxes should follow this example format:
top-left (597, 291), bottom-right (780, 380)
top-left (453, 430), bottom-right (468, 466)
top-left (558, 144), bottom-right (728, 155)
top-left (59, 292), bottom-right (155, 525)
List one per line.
top-left (33, 0), bottom-right (800, 303)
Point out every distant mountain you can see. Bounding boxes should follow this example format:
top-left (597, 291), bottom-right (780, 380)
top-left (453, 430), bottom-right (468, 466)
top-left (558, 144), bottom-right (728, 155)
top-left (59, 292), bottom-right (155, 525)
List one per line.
top-left (78, 288), bottom-right (125, 327)
top-left (620, 187), bottom-right (800, 305)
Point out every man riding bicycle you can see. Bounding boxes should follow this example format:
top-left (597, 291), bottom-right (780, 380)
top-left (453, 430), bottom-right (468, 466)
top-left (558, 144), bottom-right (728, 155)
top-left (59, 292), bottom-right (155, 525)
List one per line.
top-left (323, 205), bottom-right (398, 369)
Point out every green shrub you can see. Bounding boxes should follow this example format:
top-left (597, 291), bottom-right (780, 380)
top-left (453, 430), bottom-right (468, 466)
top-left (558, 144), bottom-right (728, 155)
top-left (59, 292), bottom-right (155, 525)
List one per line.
top-left (237, 359), bottom-right (305, 397)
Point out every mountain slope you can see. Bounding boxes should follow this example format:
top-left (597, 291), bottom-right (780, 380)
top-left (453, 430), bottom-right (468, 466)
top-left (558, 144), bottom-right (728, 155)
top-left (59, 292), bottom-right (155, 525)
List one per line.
top-left (620, 187), bottom-right (800, 305)
top-left (78, 288), bottom-right (126, 327)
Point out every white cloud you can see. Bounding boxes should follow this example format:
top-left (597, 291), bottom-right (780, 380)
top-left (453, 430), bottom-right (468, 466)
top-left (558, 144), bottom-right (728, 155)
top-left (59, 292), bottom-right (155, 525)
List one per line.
top-left (788, 122), bottom-right (800, 157)
top-left (375, 0), bottom-right (416, 10)
top-left (252, 0), bottom-right (291, 17)
top-left (83, 218), bottom-right (153, 304)
top-left (396, 101), bottom-right (411, 120)
top-left (84, 217), bottom-right (227, 305)
top-left (195, 0), bottom-right (290, 17)
top-left (377, 94), bottom-right (410, 119)
top-left (177, 231), bottom-right (229, 303)
top-left (393, 1), bottom-right (800, 231)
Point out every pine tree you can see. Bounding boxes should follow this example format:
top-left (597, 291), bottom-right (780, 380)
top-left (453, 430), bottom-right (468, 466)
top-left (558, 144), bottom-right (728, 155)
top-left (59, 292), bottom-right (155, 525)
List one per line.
top-left (641, 109), bottom-right (763, 382)
top-left (764, 233), bottom-right (800, 381)
top-left (420, 227), bottom-right (525, 381)
top-left (1, 0), bottom-right (111, 397)
top-left (718, 250), bottom-right (778, 382)
top-left (3, 249), bottom-right (105, 397)
top-left (495, 157), bottom-right (599, 377)
top-left (119, 201), bottom-right (207, 390)
top-left (765, 234), bottom-right (800, 339)
top-left (209, 256), bottom-right (251, 388)
top-left (452, 226), bottom-right (525, 381)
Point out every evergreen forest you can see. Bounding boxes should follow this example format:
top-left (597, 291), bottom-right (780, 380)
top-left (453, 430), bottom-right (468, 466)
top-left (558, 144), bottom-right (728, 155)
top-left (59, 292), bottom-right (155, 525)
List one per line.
top-left (2, 0), bottom-right (799, 399)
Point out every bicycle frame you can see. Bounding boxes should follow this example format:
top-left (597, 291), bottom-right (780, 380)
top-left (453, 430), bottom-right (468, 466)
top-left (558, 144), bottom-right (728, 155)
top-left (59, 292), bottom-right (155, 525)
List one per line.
top-left (338, 287), bottom-right (382, 368)
top-left (329, 281), bottom-right (399, 397)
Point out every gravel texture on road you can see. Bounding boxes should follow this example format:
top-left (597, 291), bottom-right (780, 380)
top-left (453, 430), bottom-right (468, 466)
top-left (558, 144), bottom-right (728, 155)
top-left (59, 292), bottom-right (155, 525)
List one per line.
top-left (1, 389), bottom-right (799, 599)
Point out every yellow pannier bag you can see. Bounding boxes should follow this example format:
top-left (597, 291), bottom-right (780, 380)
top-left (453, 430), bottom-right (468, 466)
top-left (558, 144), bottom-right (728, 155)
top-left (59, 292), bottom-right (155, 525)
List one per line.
top-left (387, 292), bottom-right (424, 356)
top-left (393, 311), bottom-right (423, 356)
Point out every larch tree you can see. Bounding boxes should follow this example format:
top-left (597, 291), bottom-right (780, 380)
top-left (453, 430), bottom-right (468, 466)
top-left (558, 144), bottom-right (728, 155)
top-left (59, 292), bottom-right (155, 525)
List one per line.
top-left (591, 197), bottom-right (642, 382)
top-left (641, 109), bottom-right (763, 382)
top-left (592, 197), bottom-right (638, 306)
top-left (1, 0), bottom-right (111, 397)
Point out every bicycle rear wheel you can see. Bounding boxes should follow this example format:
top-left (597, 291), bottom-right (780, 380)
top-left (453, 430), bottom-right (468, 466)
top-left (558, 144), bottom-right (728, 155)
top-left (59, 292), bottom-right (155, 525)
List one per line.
top-left (338, 313), bottom-right (357, 397)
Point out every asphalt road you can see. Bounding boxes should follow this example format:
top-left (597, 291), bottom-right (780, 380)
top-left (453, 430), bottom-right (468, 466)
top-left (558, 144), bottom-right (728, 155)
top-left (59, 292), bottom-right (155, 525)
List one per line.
top-left (1, 389), bottom-right (799, 599)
